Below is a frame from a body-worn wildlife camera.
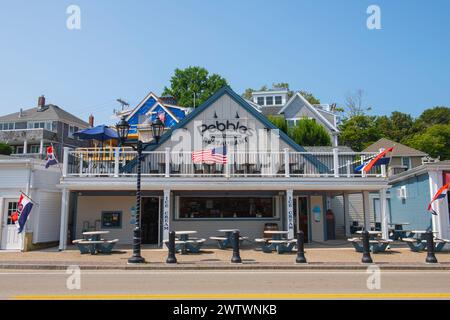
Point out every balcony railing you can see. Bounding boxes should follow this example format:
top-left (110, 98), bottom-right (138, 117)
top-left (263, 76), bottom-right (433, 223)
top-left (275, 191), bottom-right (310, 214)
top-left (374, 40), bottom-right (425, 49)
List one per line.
top-left (63, 147), bottom-right (384, 179)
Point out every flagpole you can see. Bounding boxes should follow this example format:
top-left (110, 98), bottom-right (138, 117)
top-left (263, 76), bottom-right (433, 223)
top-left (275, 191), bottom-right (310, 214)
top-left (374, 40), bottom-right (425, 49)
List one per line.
top-left (19, 190), bottom-right (39, 206)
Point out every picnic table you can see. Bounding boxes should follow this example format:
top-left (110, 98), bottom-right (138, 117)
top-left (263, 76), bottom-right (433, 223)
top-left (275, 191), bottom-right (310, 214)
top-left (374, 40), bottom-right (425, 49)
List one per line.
top-left (401, 230), bottom-right (445, 252)
top-left (349, 231), bottom-right (392, 253)
top-left (73, 231), bottom-right (118, 255)
top-left (166, 231), bottom-right (205, 254)
top-left (209, 229), bottom-right (248, 249)
top-left (388, 222), bottom-right (411, 240)
top-left (255, 231), bottom-right (296, 254)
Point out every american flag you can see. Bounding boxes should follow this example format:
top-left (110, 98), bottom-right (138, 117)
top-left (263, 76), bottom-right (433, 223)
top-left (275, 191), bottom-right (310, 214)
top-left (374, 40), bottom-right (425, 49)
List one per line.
top-left (192, 146), bottom-right (227, 164)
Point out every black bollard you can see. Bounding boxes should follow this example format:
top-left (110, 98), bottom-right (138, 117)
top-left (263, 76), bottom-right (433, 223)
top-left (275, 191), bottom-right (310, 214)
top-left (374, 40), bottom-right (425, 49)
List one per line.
top-left (166, 231), bottom-right (177, 264)
top-left (296, 230), bottom-right (307, 263)
top-left (425, 231), bottom-right (438, 264)
top-left (231, 231), bottom-right (242, 263)
top-left (361, 230), bottom-right (373, 263)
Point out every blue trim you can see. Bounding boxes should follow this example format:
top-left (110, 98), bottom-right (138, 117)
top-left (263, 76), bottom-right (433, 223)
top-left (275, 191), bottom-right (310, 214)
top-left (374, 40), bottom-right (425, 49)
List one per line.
top-left (146, 86), bottom-right (327, 173)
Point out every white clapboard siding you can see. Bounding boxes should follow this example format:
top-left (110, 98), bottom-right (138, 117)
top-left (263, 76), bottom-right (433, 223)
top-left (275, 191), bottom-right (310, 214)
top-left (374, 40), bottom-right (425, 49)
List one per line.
top-left (0, 168), bottom-right (28, 188)
top-left (34, 191), bottom-right (61, 243)
top-left (331, 193), bottom-right (376, 227)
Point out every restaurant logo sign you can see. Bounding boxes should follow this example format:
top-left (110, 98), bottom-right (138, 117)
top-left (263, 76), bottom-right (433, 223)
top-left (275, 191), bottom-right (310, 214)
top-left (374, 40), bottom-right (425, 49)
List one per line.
top-left (200, 120), bottom-right (250, 135)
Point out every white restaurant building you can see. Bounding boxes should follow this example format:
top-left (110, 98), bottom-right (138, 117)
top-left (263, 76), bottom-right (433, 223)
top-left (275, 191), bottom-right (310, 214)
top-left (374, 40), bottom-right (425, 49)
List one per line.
top-left (57, 87), bottom-right (391, 249)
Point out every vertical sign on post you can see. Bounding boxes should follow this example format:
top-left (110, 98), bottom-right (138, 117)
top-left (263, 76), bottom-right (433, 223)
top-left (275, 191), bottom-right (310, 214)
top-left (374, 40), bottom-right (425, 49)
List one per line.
top-left (287, 189), bottom-right (294, 239)
top-left (163, 189), bottom-right (170, 242)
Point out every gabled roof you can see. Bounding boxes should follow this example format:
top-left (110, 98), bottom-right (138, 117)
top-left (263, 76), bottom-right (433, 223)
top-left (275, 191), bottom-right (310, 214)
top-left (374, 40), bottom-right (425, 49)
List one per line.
top-left (278, 92), bottom-right (339, 132)
top-left (147, 86), bottom-right (309, 153)
top-left (0, 104), bottom-right (89, 128)
top-left (363, 138), bottom-right (427, 157)
top-left (125, 91), bottom-right (186, 125)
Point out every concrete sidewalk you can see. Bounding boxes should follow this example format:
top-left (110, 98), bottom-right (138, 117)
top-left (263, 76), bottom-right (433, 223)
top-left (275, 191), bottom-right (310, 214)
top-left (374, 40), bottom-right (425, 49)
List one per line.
top-left (0, 245), bottom-right (449, 270)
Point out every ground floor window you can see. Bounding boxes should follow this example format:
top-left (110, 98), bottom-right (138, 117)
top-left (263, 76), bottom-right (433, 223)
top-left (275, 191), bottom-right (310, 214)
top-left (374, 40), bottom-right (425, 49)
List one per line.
top-left (6, 202), bottom-right (18, 225)
top-left (101, 211), bottom-right (122, 228)
top-left (177, 196), bottom-right (276, 219)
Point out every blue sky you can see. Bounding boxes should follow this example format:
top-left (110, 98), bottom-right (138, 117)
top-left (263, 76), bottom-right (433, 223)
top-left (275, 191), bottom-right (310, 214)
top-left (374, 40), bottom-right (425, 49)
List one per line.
top-left (0, 0), bottom-right (449, 125)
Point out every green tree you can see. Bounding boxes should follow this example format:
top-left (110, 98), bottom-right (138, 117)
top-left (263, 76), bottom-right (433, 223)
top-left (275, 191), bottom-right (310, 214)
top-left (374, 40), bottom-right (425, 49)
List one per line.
top-left (415, 106), bottom-right (450, 130)
top-left (242, 88), bottom-right (255, 100)
top-left (339, 115), bottom-right (381, 151)
top-left (405, 124), bottom-right (450, 160)
top-left (375, 111), bottom-right (416, 143)
top-left (162, 66), bottom-right (228, 107)
top-left (0, 143), bottom-right (12, 155)
top-left (300, 91), bottom-right (320, 105)
top-left (267, 115), bottom-right (288, 134)
top-left (289, 118), bottom-right (331, 146)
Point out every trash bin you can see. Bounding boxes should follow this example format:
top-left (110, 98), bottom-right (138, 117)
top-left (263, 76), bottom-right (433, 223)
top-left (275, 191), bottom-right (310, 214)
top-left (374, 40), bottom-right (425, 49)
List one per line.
top-left (264, 223), bottom-right (279, 239)
top-left (326, 209), bottom-right (335, 240)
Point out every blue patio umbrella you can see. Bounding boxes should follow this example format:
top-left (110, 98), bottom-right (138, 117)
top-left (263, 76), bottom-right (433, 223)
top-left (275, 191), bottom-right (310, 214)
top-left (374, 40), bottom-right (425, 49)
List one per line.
top-left (73, 125), bottom-right (119, 142)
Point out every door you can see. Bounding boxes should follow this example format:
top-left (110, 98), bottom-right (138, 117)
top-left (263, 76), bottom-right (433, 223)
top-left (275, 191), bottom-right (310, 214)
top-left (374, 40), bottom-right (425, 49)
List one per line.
top-left (141, 197), bottom-right (160, 245)
top-left (1, 200), bottom-right (22, 250)
top-left (294, 196), bottom-right (309, 242)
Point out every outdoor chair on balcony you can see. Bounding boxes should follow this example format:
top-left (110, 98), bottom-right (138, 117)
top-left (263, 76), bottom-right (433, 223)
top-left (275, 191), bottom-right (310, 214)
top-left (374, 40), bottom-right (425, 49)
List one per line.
top-left (193, 163), bottom-right (204, 175)
top-left (170, 163), bottom-right (181, 175)
top-left (234, 163), bottom-right (246, 175)
top-left (291, 162), bottom-right (305, 175)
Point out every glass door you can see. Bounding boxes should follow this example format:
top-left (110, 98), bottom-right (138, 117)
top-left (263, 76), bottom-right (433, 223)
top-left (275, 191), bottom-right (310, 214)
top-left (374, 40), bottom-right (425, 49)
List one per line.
top-left (294, 196), bottom-right (309, 242)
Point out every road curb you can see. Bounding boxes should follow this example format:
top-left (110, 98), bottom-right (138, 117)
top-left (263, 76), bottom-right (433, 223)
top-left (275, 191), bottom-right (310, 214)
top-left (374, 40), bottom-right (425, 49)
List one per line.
top-left (1, 263), bottom-right (450, 271)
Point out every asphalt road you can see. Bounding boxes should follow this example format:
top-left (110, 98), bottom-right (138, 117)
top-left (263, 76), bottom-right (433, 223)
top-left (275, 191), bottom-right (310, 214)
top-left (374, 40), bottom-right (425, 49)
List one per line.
top-left (1, 269), bottom-right (450, 299)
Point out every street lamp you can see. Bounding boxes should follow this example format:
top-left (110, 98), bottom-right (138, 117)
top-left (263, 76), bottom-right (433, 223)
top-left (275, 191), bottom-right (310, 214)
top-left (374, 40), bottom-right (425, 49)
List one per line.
top-left (116, 116), bottom-right (164, 264)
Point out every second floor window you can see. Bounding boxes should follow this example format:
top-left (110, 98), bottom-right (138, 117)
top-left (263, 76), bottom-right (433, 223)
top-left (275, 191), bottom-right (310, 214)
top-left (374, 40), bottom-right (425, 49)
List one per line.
top-left (266, 96), bottom-right (274, 105)
top-left (27, 121), bottom-right (56, 131)
top-left (0, 122), bottom-right (15, 130)
top-left (257, 97), bottom-right (265, 105)
top-left (401, 157), bottom-right (412, 169)
top-left (275, 96), bottom-right (282, 105)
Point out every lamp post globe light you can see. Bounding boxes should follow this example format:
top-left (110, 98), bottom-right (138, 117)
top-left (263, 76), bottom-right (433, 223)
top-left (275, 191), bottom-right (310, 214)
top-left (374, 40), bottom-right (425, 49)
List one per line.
top-left (116, 116), bottom-right (164, 264)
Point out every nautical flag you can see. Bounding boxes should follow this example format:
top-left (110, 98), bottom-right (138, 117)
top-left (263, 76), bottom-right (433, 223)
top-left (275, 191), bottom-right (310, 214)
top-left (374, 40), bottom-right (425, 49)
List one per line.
top-left (45, 146), bottom-right (58, 168)
top-left (157, 110), bottom-right (166, 124)
top-left (192, 146), bottom-right (227, 164)
top-left (355, 147), bottom-right (394, 173)
top-left (427, 183), bottom-right (449, 215)
top-left (11, 193), bottom-right (34, 233)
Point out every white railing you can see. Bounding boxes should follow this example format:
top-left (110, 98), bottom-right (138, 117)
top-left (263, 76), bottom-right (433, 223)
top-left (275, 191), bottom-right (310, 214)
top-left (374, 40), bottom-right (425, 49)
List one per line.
top-left (64, 147), bottom-right (383, 179)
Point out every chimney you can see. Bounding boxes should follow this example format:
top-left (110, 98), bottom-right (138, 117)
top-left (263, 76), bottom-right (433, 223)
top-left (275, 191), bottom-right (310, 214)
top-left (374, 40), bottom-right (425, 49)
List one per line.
top-left (19, 108), bottom-right (23, 118)
top-left (38, 95), bottom-right (45, 110)
top-left (89, 114), bottom-right (94, 127)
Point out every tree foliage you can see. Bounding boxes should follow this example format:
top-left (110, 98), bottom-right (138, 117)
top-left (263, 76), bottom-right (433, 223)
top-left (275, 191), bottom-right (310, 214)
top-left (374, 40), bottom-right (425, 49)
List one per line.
top-left (405, 124), bottom-right (450, 160)
top-left (300, 91), bottom-right (320, 105)
top-left (339, 115), bottom-right (380, 151)
top-left (267, 115), bottom-right (288, 134)
top-left (162, 66), bottom-right (228, 108)
top-left (0, 143), bottom-right (12, 155)
top-left (289, 118), bottom-right (331, 147)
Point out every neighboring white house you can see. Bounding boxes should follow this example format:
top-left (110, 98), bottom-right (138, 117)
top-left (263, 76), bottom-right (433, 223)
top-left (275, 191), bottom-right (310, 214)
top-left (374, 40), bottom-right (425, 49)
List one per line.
top-left (278, 92), bottom-right (340, 147)
top-left (0, 155), bottom-right (61, 251)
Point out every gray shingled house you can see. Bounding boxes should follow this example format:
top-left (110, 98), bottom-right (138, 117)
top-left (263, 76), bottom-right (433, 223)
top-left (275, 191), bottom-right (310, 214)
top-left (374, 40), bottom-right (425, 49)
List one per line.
top-left (0, 96), bottom-right (91, 160)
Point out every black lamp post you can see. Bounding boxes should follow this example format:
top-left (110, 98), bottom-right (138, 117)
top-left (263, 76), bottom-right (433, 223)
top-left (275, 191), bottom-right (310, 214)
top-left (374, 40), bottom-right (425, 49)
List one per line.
top-left (116, 116), bottom-right (164, 264)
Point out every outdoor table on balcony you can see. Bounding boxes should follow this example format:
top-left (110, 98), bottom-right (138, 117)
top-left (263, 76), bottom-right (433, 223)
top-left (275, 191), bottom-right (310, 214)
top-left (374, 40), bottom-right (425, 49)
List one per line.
top-left (255, 231), bottom-right (296, 254)
top-left (173, 231), bottom-right (204, 254)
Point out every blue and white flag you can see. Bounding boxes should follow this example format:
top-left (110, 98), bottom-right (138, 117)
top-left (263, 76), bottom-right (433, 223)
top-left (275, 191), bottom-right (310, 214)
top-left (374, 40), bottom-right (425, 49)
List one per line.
top-left (11, 193), bottom-right (34, 233)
